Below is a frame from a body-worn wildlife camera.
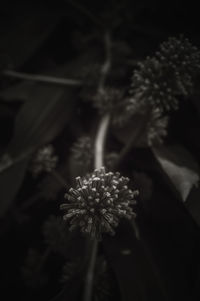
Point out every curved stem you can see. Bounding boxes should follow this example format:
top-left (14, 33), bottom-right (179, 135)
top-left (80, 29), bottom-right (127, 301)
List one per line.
top-left (94, 114), bottom-right (110, 169)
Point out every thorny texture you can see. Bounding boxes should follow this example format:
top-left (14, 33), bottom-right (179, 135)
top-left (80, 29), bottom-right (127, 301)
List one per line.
top-left (155, 36), bottom-right (200, 95)
top-left (30, 144), bottom-right (58, 176)
top-left (60, 167), bottom-right (138, 240)
top-left (129, 36), bottom-right (200, 112)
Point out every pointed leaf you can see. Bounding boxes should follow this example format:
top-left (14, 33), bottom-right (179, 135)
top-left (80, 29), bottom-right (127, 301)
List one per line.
top-left (152, 144), bottom-right (199, 202)
top-left (7, 84), bottom-right (77, 156)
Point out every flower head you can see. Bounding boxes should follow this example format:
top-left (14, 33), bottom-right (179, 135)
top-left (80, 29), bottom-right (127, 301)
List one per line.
top-left (155, 35), bottom-right (200, 95)
top-left (130, 57), bottom-right (179, 112)
top-left (60, 167), bottom-right (138, 240)
top-left (129, 36), bottom-right (200, 113)
top-left (30, 144), bottom-right (58, 176)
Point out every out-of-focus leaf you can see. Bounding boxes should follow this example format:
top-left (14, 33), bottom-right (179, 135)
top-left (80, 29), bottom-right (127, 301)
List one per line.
top-left (0, 158), bottom-right (29, 217)
top-left (184, 186), bottom-right (200, 227)
top-left (103, 222), bottom-right (169, 301)
top-left (0, 82), bottom-right (77, 215)
top-left (7, 84), bottom-right (77, 156)
top-left (0, 81), bottom-right (36, 102)
top-left (152, 145), bottom-right (199, 202)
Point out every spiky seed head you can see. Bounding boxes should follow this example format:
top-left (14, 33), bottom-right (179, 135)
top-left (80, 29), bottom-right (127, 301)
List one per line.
top-left (129, 36), bottom-right (200, 114)
top-left (130, 57), bottom-right (179, 112)
top-left (60, 167), bottom-right (138, 240)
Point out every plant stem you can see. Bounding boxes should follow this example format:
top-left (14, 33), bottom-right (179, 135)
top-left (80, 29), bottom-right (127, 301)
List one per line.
top-left (94, 114), bottom-right (110, 169)
top-left (83, 114), bottom-right (110, 301)
top-left (83, 31), bottom-right (112, 301)
top-left (82, 239), bottom-right (98, 301)
top-left (2, 69), bottom-right (82, 87)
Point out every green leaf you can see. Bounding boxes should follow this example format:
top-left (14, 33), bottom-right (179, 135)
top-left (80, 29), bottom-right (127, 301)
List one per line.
top-left (152, 144), bottom-right (199, 202)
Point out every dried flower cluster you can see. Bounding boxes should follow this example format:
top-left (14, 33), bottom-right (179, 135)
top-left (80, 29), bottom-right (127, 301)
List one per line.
top-left (155, 36), bottom-right (200, 95)
top-left (71, 136), bottom-right (93, 168)
top-left (129, 36), bottom-right (200, 112)
top-left (60, 167), bottom-right (138, 240)
top-left (30, 145), bottom-right (58, 176)
top-left (130, 57), bottom-right (179, 111)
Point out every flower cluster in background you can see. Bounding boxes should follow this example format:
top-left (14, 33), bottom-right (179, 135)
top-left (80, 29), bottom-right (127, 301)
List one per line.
top-left (129, 35), bottom-right (200, 113)
top-left (30, 144), bottom-right (58, 176)
top-left (71, 136), bottom-right (119, 169)
top-left (71, 136), bottom-right (93, 169)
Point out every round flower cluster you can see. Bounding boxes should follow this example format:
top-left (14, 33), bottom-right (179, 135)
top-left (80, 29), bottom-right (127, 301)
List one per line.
top-left (130, 57), bottom-right (179, 112)
top-left (155, 35), bottom-right (200, 95)
top-left (30, 144), bottom-right (58, 176)
top-left (130, 36), bottom-right (200, 113)
top-left (60, 167), bottom-right (138, 240)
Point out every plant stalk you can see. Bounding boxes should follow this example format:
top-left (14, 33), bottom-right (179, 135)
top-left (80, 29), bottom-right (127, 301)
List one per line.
top-left (2, 69), bottom-right (82, 87)
top-left (83, 31), bottom-right (112, 301)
